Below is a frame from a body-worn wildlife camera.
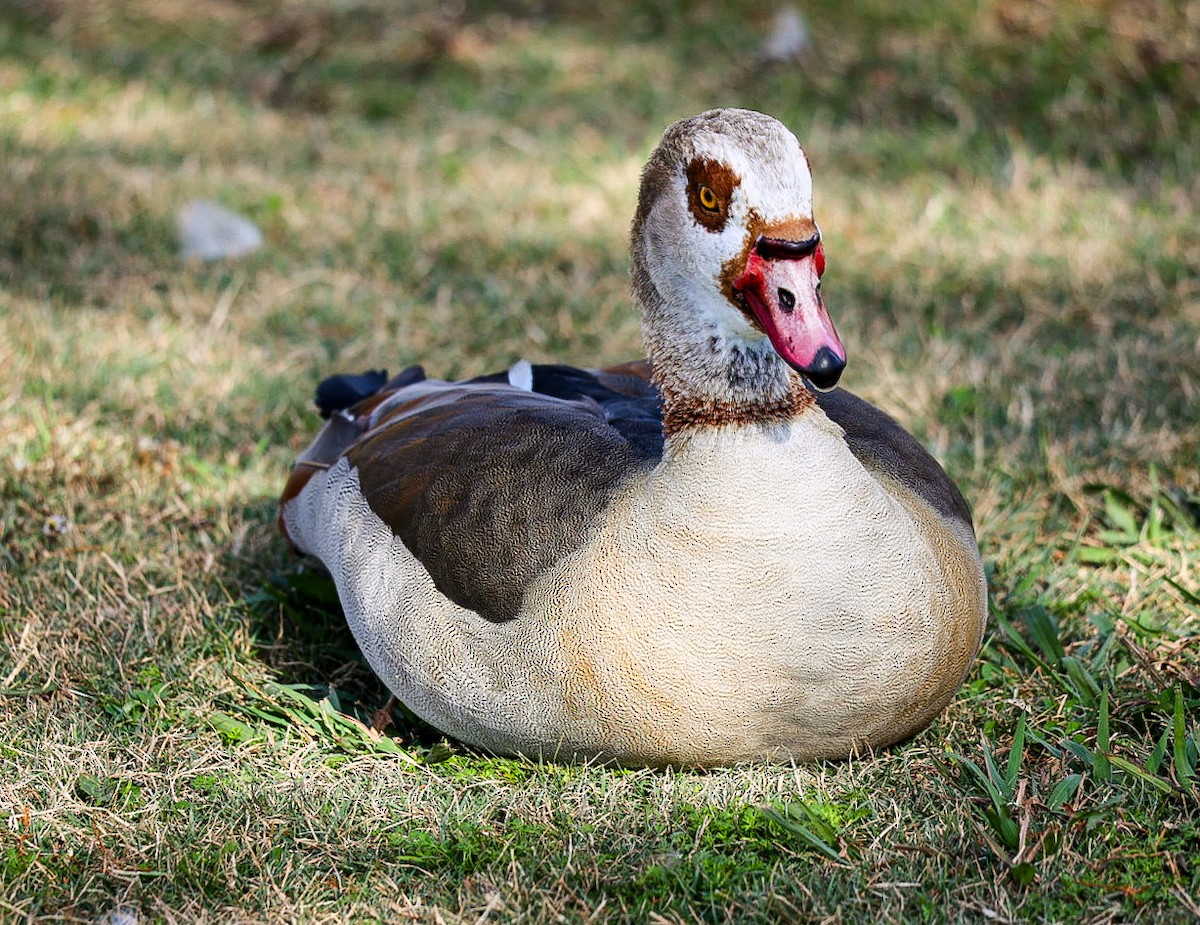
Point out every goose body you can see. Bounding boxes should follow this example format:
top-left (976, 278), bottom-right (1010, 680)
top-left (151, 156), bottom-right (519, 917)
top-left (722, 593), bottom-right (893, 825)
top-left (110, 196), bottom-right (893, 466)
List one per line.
top-left (280, 109), bottom-right (987, 766)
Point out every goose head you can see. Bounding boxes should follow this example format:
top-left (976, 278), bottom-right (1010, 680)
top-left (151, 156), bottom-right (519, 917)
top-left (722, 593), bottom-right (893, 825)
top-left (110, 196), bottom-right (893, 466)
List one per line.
top-left (631, 109), bottom-right (845, 414)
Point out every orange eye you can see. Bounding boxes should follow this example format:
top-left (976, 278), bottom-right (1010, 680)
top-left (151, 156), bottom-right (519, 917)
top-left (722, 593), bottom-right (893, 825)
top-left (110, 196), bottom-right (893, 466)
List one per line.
top-left (698, 185), bottom-right (719, 211)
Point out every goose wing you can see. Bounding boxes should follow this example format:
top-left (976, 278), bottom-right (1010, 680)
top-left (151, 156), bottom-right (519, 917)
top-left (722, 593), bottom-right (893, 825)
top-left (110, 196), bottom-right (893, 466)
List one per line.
top-left (282, 363), bottom-right (663, 623)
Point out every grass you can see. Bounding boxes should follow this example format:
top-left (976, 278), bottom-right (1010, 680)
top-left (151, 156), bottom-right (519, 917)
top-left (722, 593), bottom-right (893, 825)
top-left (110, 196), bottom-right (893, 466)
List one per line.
top-left (1, 0), bottom-right (1198, 921)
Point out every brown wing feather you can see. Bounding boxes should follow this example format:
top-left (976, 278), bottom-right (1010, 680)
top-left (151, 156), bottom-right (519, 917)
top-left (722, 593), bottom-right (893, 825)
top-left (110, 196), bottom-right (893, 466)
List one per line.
top-left (344, 385), bottom-right (649, 622)
top-left (594, 359), bottom-right (655, 395)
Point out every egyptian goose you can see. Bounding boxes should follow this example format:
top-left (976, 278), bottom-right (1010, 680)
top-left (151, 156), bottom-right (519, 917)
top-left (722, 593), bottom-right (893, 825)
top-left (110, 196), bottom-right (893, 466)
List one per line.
top-left (279, 108), bottom-right (987, 767)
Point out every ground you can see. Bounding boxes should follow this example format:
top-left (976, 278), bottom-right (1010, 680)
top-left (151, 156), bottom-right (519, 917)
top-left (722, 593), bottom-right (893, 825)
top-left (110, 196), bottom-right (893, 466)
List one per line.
top-left (1, 1), bottom-right (1198, 922)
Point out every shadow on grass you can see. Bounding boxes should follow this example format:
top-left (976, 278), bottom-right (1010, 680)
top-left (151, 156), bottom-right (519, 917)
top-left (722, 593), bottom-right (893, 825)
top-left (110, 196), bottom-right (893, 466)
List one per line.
top-left (230, 498), bottom-right (450, 752)
top-left (0, 138), bottom-right (182, 306)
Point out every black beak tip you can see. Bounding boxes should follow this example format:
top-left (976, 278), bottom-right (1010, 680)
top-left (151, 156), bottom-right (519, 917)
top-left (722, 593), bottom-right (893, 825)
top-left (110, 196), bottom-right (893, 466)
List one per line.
top-left (801, 346), bottom-right (846, 392)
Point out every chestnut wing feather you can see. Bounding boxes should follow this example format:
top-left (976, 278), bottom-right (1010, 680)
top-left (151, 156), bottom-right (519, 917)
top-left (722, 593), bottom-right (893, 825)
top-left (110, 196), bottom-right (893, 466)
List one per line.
top-left (345, 386), bottom-right (654, 623)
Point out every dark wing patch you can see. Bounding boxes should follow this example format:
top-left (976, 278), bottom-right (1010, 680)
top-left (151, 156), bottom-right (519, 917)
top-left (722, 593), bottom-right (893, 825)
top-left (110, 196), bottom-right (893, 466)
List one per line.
top-left (530, 363), bottom-right (664, 461)
top-left (314, 365), bottom-right (429, 419)
top-left (315, 369), bottom-right (391, 418)
top-left (346, 386), bottom-right (652, 623)
top-left (813, 388), bottom-right (975, 529)
top-left (467, 361), bottom-right (664, 460)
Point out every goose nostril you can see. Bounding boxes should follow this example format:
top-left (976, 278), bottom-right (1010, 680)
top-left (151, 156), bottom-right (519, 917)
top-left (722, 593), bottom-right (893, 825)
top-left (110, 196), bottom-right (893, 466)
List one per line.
top-left (778, 288), bottom-right (795, 314)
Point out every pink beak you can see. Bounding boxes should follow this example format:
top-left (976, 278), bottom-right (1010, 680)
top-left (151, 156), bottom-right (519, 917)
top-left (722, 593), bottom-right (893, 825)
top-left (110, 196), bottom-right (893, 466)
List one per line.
top-left (732, 235), bottom-right (845, 391)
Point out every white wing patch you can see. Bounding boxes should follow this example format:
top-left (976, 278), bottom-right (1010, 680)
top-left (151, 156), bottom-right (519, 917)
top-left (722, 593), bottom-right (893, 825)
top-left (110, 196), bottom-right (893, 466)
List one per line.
top-left (507, 359), bottom-right (535, 391)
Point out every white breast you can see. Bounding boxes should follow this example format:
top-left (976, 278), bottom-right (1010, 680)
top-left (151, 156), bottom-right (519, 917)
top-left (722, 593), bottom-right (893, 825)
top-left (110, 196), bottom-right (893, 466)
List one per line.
top-left (530, 411), bottom-right (958, 763)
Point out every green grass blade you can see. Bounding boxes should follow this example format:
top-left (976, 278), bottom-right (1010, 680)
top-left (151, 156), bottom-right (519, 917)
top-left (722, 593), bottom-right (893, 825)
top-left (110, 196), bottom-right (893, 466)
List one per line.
top-left (1022, 605), bottom-right (1066, 664)
top-left (1047, 774), bottom-right (1083, 810)
top-left (983, 804), bottom-right (1021, 851)
top-left (980, 743), bottom-right (1011, 802)
top-left (1062, 738), bottom-right (1096, 766)
top-left (1088, 626), bottom-right (1120, 674)
top-left (237, 704), bottom-right (298, 729)
top-left (1011, 861), bottom-right (1037, 887)
top-left (991, 608), bottom-right (1051, 672)
top-left (761, 807), bottom-right (846, 865)
top-left (1061, 656), bottom-right (1102, 706)
top-left (1005, 714), bottom-right (1027, 790)
top-left (1147, 728), bottom-right (1171, 775)
top-left (1077, 546), bottom-right (1119, 565)
top-left (1163, 578), bottom-right (1200, 610)
top-left (949, 753), bottom-right (1004, 805)
top-left (1094, 690), bottom-right (1112, 783)
top-left (1105, 753), bottom-right (1173, 795)
top-left (1103, 490), bottom-right (1141, 542)
top-left (1023, 725), bottom-right (1063, 758)
top-left (1173, 686), bottom-right (1196, 787)
top-left (209, 711), bottom-right (262, 745)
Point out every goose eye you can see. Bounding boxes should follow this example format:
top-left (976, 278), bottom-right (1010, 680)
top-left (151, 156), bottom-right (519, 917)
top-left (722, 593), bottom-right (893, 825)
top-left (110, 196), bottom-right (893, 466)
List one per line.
top-left (697, 185), bottom-right (719, 212)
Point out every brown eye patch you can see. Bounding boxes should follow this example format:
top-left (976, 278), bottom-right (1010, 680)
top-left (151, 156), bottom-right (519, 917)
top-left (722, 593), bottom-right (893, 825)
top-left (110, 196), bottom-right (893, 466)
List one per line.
top-left (685, 158), bottom-right (739, 232)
